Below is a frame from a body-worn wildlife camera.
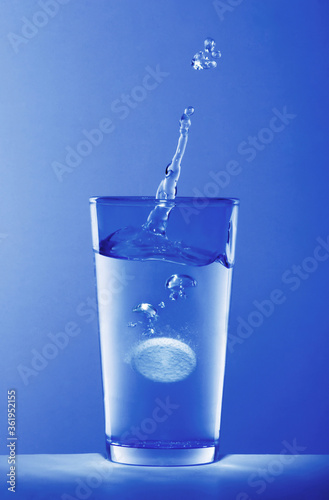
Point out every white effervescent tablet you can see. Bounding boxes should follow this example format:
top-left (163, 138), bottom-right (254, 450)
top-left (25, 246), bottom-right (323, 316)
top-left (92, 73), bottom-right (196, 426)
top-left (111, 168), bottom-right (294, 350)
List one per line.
top-left (131, 337), bottom-right (196, 383)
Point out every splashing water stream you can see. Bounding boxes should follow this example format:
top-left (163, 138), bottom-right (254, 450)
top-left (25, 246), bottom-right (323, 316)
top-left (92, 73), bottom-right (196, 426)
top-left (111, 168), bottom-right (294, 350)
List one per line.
top-left (143, 106), bottom-right (194, 235)
top-left (100, 106), bottom-right (197, 261)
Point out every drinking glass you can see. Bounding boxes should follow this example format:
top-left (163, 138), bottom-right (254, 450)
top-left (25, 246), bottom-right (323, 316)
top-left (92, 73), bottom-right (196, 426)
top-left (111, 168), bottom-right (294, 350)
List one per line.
top-left (90, 196), bottom-right (239, 466)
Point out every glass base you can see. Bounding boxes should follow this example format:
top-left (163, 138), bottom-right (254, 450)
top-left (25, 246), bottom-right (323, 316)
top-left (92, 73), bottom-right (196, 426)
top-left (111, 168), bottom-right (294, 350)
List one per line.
top-left (107, 443), bottom-right (217, 466)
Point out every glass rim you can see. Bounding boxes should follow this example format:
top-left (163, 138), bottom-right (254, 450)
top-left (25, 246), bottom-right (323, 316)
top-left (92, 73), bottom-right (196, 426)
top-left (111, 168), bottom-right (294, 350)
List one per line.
top-left (90, 196), bottom-right (240, 207)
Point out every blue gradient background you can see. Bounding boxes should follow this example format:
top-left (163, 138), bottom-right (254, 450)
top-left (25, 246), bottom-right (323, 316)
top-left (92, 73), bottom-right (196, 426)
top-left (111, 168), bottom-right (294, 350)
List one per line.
top-left (1, 0), bottom-right (329, 458)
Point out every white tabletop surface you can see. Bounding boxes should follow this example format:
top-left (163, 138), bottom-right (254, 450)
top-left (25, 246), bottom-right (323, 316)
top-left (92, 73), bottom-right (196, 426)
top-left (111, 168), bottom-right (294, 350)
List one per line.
top-left (0, 453), bottom-right (328, 499)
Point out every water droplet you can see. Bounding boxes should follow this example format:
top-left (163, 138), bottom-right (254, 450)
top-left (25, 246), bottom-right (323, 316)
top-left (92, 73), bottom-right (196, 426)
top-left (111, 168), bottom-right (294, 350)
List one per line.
top-left (191, 38), bottom-right (221, 71)
top-left (133, 303), bottom-right (158, 319)
top-left (185, 106), bottom-right (195, 116)
top-left (181, 107), bottom-right (195, 127)
top-left (165, 274), bottom-right (197, 300)
top-left (204, 60), bottom-right (217, 69)
top-left (128, 322), bottom-right (137, 328)
top-left (194, 51), bottom-right (203, 60)
top-left (211, 50), bottom-right (221, 59)
top-left (191, 56), bottom-right (205, 71)
top-left (204, 37), bottom-right (216, 53)
top-left (131, 337), bottom-right (197, 383)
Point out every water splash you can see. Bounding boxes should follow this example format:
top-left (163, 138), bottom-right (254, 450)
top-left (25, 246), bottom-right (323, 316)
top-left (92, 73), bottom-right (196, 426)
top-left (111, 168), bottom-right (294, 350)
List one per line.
top-left (191, 38), bottom-right (221, 71)
top-left (99, 100), bottom-right (234, 268)
top-left (165, 274), bottom-right (197, 301)
top-left (143, 107), bottom-right (195, 235)
top-left (155, 106), bottom-right (194, 201)
top-left (101, 107), bottom-right (195, 259)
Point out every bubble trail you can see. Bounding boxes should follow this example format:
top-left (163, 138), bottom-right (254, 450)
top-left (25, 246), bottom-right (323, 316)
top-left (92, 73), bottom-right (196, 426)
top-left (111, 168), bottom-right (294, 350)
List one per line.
top-left (191, 37), bottom-right (221, 71)
top-left (130, 303), bottom-right (159, 336)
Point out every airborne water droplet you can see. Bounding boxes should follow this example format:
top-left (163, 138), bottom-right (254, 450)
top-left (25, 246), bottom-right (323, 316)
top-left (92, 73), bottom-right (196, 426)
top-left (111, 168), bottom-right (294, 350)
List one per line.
top-left (204, 60), bottom-right (217, 69)
top-left (211, 50), bottom-right (222, 59)
top-left (204, 37), bottom-right (216, 53)
top-left (191, 55), bottom-right (205, 71)
top-left (185, 106), bottom-right (195, 116)
top-left (191, 38), bottom-right (221, 71)
top-left (194, 51), bottom-right (203, 60)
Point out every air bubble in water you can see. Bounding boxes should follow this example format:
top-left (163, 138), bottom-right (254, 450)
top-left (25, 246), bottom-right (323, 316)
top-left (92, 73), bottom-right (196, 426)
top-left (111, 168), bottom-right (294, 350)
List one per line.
top-left (158, 301), bottom-right (165, 309)
top-left (128, 322), bottom-right (137, 328)
top-left (165, 274), bottom-right (197, 300)
top-left (191, 38), bottom-right (221, 71)
top-left (132, 303), bottom-right (159, 337)
top-left (133, 303), bottom-right (158, 318)
top-left (131, 337), bottom-right (197, 383)
top-left (144, 327), bottom-right (156, 336)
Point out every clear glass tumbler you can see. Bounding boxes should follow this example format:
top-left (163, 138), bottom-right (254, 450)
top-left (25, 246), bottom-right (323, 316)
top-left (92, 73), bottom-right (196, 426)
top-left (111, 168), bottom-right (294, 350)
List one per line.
top-left (90, 196), bottom-right (239, 466)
